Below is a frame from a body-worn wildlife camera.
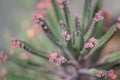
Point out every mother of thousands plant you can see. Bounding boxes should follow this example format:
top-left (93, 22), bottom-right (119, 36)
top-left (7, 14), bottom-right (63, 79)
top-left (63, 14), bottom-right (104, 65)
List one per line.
top-left (1, 0), bottom-right (120, 80)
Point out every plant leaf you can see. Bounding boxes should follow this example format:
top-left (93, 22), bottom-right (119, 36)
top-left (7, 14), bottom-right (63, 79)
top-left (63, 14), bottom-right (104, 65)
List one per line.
top-left (52, 0), bottom-right (63, 21)
top-left (84, 25), bottom-right (117, 59)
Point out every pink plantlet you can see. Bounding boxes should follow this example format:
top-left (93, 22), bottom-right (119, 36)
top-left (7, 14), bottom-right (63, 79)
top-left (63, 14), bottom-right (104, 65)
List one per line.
top-left (65, 34), bottom-right (71, 41)
top-left (11, 38), bottom-right (21, 48)
top-left (39, 21), bottom-right (44, 25)
top-left (27, 28), bottom-right (36, 39)
top-left (93, 10), bottom-right (104, 22)
top-left (109, 73), bottom-right (117, 79)
top-left (89, 37), bottom-right (98, 44)
top-left (62, 31), bottom-right (67, 37)
top-left (74, 13), bottom-right (81, 19)
top-left (9, 49), bottom-right (14, 56)
top-left (97, 71), bottom-right (104, 78)
top-left (108, 69), bottom-right (114, 74)
top-left (117, 23), bottom-right (120, 29)
top-left (36, 0), bottom-right (51, 17)
top-left (37, 2), bottom-right (46, 10)
top-left (62, 31), bottom-right (71, 41)
top-left (117, 17), bottom-right (120, 22)
top-left (57, 0), bottom-right (69, 9)
top-left (85, 42), bottom-right (94, 48)
top-left (0, 51), bottom-right (8, 63)
top-left (55, 56), bottom-right (66, 66)
top-left (49, 53), bottom-right (58, 62)
top-left (117, 17), bottom-right (120, 29)
top-left (59, 56), bottom-right (66, 63)
top-left (57, 0), bottom-right (63, 4)
top-left (108, 70), bottom-right (117, 79)
top-left (1, 68), bottom-right (7, 76)
top-left (11, 38), bottom-right (26, 49)
top-left (32, 11), bottom-right (44, 24)
top-left (75, 31), bottom-right (80, 36)
top-left (55, 58), bottom-right (62, 66)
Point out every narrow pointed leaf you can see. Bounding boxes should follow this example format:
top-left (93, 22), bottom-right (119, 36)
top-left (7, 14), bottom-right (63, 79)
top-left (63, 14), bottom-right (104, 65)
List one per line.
top-left (52, 0), bottom-right (63, 21)
top-left (84, 25), bottom-right (117, 59)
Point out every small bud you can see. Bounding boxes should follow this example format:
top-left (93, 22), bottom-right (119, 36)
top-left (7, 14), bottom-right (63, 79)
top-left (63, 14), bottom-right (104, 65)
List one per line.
top-left (49, 53), bottom-right (58, 62)
top-left (65, 34), bottom-right (71, 41)
top-left (1, 68), bottom-right (7, 76)
top-left (93, 10), bottom-right (104, 22)
top-left (85, 42), bottom-right (94, 48)
top-left (108, 70), bottom-right (117, 79)
top-left (89, 37), bottom-right (98, 44)
top-left (0, 51), bottom-right (8, 63)
top-left (97, 71), bottom-right (104, 78)
top-left (11, 38), bottom-right (21, 48)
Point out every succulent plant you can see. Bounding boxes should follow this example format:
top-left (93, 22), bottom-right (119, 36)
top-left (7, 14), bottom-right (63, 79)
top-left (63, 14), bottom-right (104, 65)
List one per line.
top-left (1, 0), bottom-right (120, 80)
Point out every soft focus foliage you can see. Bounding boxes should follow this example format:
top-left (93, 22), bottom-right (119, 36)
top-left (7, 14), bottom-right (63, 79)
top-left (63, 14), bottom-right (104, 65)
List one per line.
top-left (1, 0), bottom-right (120, 80)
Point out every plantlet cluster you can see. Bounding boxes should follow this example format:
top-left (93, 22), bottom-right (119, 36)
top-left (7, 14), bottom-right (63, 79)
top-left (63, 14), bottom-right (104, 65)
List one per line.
top-left (0, 0), bottom-right (120, 80)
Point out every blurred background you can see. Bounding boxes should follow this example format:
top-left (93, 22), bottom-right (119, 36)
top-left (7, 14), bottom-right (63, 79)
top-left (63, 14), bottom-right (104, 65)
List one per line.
top-left (0, 0), bottom-right (120, 80)
top-left (0, 0), bottom-right (120, 49)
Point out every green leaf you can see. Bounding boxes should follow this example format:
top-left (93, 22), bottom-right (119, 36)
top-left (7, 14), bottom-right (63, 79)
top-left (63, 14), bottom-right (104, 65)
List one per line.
top-left (62, 2), bottom-right (72, 34)
top-left (7, 74), bottom-right (38, 80)
top-left (52, 0), bottom-right (63, 21)
top-left (46, 7), bottom-right (62, 40)
top-left (81, 0), bottom-right (90, 32)
top-left (104, 52), bottom-right (120, 62)
top-left (84, 25), bottom-right (117, 59)
top-left (95, 25), bottom-right (117, 48)
top-left (94, 20), bottom-right (105, 38)
top-left (84, 21), bottom-right (96, 42)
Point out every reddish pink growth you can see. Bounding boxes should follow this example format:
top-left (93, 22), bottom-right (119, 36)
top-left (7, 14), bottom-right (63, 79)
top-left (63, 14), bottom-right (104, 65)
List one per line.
top-left (11, 38), bottom-right (21, 48)
top-left (62, 31), bottom-right (67, 37)
top-left (97, 71), bottom-right (104, 78)
top-left (85, 42), bottom-right (94, 48)
top-left (27, 28), bottom-right (36, 39)
top-left (49, 53), bottom-right (58, 62)
top-left (56, 56), bottom-right (66, 66)
top-left (62, 31), bottom-right (71, 41)
top-left (65, 34), bottom-right (71, 41)
top-left (93, 10), bottom-right (104, 22)
top-left (10, 50), bottom-right (14, 56)
top-left (108, 70), bottom-right (117, 79)
top-left (74, 13), bottom-right (81, 19)
top-left (117, 23), bottom-right (120, 29)
top-left (89, 37), bottom-right (98, 44)
top-left (108, 69), bottom-right (114, 74)
top-left (57, 0), bottom-right (68, 9)
top-left (1, 68), bottom-right (7, 75)
top-left (0, 51), bottom-right (8, 63)
top-left (109, 73), bottom-right (117, 79)
top-left (117, 17), bottom-right (120, 21)
top-left (59, 56), bottom-right (66, 63)
top-left (37, 2), bottom-right (46, 10)
top-left (57, 0), bottom-right (63, 4)
top-left (36, 0), bottom-right (51, 17)
top-left (32, 11), bottom-right (43, 24)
